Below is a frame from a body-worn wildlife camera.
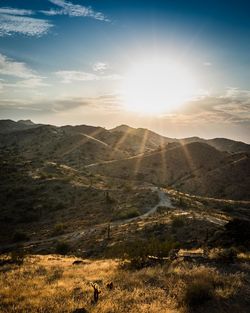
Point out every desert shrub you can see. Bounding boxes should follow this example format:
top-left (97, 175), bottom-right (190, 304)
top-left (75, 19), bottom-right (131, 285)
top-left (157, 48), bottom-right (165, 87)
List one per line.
top-left (111, 237), bottom-right (179, 269)
top-left (122, 182), bottom-right (133, 192)
top-left (171, 216), bottom-right (185, 228)
top-left (53, 223), bottom-right (66, 235)
top-left (105, 192), bottom-right (116, 205)
top-left (55, 241), bottom-right (71, 255)
top-left (113, 208), bottom-right (140, 220)
top-left (156, 205), bottom-right (170, 214)
top-left (216, 248), bottom-right (237, 263)
top-left (12, 231), bottom-right (29, 242)
top-left (46, 267), bottom-right (63, 283)
top-left (35, 265), bottom-right (47, 276)
top-left (10, 249), bottom-right (26, 265)
top-left (225, 218), bottom-right (250, 246)
top-left (182, 279), bottom-right (214, 308)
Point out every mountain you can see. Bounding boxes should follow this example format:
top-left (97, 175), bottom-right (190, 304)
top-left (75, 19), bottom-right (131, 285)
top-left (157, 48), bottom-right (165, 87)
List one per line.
top-left (180, 136), bottom-right (250, 153)
top-left (0, 124), bottom-right (127, 168)
top-left (0, 119), bottom-right (249, 199)
top-left (0, 119), bottom-right (40, 134)
top-left (112, 124), bottom-right (250, 154)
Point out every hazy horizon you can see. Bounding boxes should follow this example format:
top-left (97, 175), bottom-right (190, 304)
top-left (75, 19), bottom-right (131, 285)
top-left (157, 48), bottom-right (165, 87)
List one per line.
top-left (2, 117), bottom-right (249, 144)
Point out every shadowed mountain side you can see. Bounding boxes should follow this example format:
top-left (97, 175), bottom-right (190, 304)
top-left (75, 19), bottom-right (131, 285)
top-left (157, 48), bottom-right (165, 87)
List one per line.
top-left (88, 142), bottom-right (250, 200)
top-left (0, 152), bottom-right (159, 246)
top-left (175, 154), bottom-right (250, 200)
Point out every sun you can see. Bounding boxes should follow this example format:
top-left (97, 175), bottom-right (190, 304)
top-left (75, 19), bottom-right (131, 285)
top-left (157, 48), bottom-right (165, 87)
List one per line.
top-left (121, 59), bottom-right (196, 114)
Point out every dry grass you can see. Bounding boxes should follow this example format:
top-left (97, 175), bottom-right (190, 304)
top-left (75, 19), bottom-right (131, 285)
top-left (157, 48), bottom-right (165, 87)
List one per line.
top-left (0, 255), bottom-right (250, 313)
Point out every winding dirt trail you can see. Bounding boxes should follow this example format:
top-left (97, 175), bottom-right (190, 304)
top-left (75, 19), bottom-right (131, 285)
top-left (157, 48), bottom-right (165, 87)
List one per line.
top-left (0, 188), bottom-right (227, 253)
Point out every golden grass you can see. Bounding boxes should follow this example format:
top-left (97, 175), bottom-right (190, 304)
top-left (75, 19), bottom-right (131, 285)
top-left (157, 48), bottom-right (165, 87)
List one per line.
top-left (0, 255), bottom-right (249, 313)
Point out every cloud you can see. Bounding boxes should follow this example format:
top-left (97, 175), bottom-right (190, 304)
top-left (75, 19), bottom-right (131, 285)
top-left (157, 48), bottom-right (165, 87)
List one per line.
top-left (0, 7), bottom-right (34, 16)
top-left (42, 0), bottom-right (109, 21)
top-left (55, 70), bottom-right (122, 83)
top-left (0, 53), bottom-right (47, 88)
top-left (0, 8), bottom-right (53, 37)
top-left (0, 1), bottom-right (107, 37)
top-left (203, 62), bottom-right (212, 66)
top-left (167, 88), bottom-right (250, 128)
top-left (0, 93), bottom-right (121, 115)
top-left (0, 53), bottom-right (37, 78)
top-left (93, 62), bottom-right (108, 72)
top-left (15, 78), bottom-right (49, 88)
top-left (55, 71), bottom-right (98, 83)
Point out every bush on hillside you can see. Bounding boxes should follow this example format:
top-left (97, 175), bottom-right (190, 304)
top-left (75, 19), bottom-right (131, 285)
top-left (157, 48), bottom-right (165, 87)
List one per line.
top-left (12, 231), bottom-right (29, 242)
top-left (171, 216), bottom-right (185, 228)
top-left (182, 279), bottom-right (214, 308)
top-left (110, 237), bottom-right (179, 269)
top-left (55, 241), bottom-right (71, 255)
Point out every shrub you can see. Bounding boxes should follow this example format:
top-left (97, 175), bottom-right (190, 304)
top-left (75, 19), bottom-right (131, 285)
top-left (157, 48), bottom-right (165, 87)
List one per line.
top-left (111, 237), bottom-right (179, 269)
top-left (113, 208), bottom-right (140, 220)
top-left (10, 249), bottom-right (25, 265)
top-left (55, 241), bottom-right (71, 255)
top-left (217, 248), bottom-right (237, 263)
top-left (182, 279), bottom-right (214, 308)
top-left (53, 223), bottom-right (66, 235)
top-left (46, 267), bottom-right (63, 283)
top-left (12, 231), bottom-right (29, 242)
top-left (171, 216), bottom-right (185, 228)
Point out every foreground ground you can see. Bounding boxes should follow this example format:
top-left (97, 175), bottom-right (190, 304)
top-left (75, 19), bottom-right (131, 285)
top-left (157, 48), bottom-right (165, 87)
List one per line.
top-left (1, 254), bottom-right (250, 313)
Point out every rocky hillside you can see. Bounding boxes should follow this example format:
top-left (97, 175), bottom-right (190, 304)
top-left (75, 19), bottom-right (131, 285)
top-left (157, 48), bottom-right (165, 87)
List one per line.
top-left (88, 142), bottom-right (250, 200)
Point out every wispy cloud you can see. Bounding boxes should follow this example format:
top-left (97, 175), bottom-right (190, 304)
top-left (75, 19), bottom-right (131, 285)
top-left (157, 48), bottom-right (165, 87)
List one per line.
top-left (55, 70), bottom-right (99, 83)
top-left (169, 88), bottom-right (250, 127)
top-left (0, 7), bottom-right (34, 16)
top-left (0, 94), bottom-right (121, 114)
top-left (0, 53), bottom-right (47, 88)
top-left (0, 8), bottom-right (53, 37)
top-left (42, 0), bottom-right (109, 21)
top-left (93, 62), bottom-right (109, 72)
top-left (55, 70), bottom-right (122, 83)
top-left (0, 53), bottom-right (37, 78)
top-left (0, 1), bottom-right (108, 37)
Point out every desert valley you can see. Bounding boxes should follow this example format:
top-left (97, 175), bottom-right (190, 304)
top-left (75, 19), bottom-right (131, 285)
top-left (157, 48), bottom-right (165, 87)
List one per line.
top-left (0, 119), bottom-right (250, 313)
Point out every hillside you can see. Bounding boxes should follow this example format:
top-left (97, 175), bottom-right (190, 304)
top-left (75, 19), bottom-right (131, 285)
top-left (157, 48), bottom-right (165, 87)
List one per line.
top-left (1, 120), bottom-right (250, 313)
top-left (1, 120), bottom-right (249, 200)
top-left (180, 136), bottom-right (250, 153)
top-left (0, 124), bottom-right (127, 167)
top-left (0, 150), bottom-right (159, 247)
top-left (88, 142), bottom-right (250, 200)
top-left (110, 124), bottom-right (175, 154)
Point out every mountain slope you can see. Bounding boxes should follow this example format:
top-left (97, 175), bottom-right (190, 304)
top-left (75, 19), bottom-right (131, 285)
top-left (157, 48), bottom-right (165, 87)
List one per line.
top-left (0, 124), bottom-right (127, 167)
top-left (88, 142), bottom-right (250, 200)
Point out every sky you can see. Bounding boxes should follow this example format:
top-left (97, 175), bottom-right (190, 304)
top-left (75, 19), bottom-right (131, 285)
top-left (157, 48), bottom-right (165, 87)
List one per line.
top-left (0, 0), bottom-right (250, 142)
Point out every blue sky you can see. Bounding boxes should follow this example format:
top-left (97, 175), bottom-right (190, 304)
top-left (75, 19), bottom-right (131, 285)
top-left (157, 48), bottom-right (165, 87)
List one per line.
top-left (0, 0), bottom-right (249, 142)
